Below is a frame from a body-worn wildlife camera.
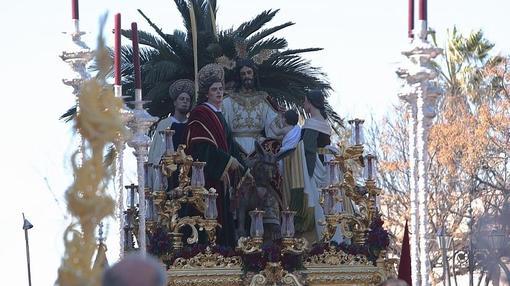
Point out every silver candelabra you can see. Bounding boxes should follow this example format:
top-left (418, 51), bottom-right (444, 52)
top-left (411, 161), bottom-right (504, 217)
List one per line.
top-left (127, 89), bottom-right (158, 256)
top-left (398, 31), bottom-right (442, 286)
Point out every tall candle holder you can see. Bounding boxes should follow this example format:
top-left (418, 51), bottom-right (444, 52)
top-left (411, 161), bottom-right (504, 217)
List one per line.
top-left (124, 184), bottom-right (138, 251)
top-left (126, 147), bottom-right (215, 252)
top-left (363, 154), bottom-right (377, 181)
top-left (191, 161), bottom-right (206, 196)
top-left (250, 209), bottom-right (264, 239)
top-left (280, 210), bottom-right (308, 254)
top-left (348, 118), bottom-right (365, 149)
top-left (152, 164), bottom-right (163, 192)
top-left (327, 160), bottom-right (343, 187)
top-left (145, 192), bottom-right (157, 234)
top-left (127, 89), bottom-right (158, 256)
top-left (237, 209), bottom-right (265, 253)
top-left (203, 188), bottom-right (220, 246)
top-left (123, 208), bottom-right (135, 251)
top-left (61, 16), bottom-right (94, 167)
top-left (115, 98), bottom-right (133, 257)
top-left (162, 127), bottom-right (176, 155)
top-left (316, 130), bottom-right (386, 247)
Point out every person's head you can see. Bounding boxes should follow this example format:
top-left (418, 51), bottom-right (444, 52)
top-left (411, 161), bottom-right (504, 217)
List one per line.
top-left (304, 89), bottom-right (327, 119)
top-left (198, 64), bottom-right (225, 106)
top-left (377, 278), bottom-right (409, 286)
top-left (284, 110), bottom-right (299, 126)
top-left (206, 81), bottom-right (224, 108)
top-left (102, 254), bottom-right (166, 286)
top-left (168, 79), bottom-right (194, 115)
top-left (173, 92), bottom-right (192, 114)
top-left (235, 59), bottom-right (258, 91)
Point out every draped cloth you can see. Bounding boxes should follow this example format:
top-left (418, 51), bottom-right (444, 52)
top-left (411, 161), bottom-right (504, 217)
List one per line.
top-left (280, 125), bottom-right (301, 154)
top-left (148, 116), bottom-right (187, 191)
top-left (288, 117), bottom-right (344, 243)
top-left (187, 105), bottom-right (229, 153)
top-left (184, 104), bottom-right (237, 247)
top-left (280, 125), bottom-right (303, 208)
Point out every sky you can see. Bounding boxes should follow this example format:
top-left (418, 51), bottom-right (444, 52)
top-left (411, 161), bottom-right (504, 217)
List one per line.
top-left (1, 0), bottom-right (509, 284)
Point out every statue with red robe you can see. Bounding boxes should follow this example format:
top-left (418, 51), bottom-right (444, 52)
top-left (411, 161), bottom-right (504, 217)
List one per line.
top-left (185, 64), bottom-right (245, 247)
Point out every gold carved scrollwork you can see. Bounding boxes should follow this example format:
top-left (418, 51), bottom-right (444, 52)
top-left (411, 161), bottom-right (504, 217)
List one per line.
top-left (281, 237), bottom-right (309, 255)
top-left (304, 248), bottom-right (370, 267)
top-left (237, 236), bottom-right (263, 254)
top-left (304, 271), bottom-right (383, 285)
top-left (171, 247), bottom-right (241, 269)
top-left (247, 262), bottom-right (305, 286)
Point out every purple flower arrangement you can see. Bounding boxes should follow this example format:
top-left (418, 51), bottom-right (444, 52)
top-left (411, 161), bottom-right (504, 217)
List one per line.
top-left (308, 216), bottom-right (390, 264)
top-left (241, 242), bottom-right (303, 272)
top-left (149, 216), bottom-right (389, 270)
top-left (366, 214), bottom-right (390, 259)
top-left (148, 227), bottom-right (172, 257)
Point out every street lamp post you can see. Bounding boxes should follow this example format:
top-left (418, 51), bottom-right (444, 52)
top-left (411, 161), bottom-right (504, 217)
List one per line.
top-left (488, 229), bottom-right (505, 252)
top-left (22, 213), bottom-right (34, 286)
top-left (437, 227), bottom-right (452, 286)
top-left (468, 192), bottom-right (474, 286)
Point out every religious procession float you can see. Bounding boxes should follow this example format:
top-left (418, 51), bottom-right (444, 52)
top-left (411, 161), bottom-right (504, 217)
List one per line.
top-left (55, 1), bottom-right (412, 285)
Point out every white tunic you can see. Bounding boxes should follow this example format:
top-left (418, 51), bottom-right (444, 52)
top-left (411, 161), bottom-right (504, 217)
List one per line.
top-left (147, 116), bottom-right (187, 191)
top-left (222, 91), bottom-right (279, 155)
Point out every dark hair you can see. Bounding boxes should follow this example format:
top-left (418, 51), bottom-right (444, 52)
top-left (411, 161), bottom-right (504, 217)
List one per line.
top-left (284, 110), bottom-right (299, 126)
top-left (234, 59), bottom-right (259, 90)
top-left (306, 89), bottom-right (327, 119)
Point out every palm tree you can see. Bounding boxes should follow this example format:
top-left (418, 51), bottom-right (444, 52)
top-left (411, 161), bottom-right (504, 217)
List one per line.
top-left (61, 0), bottom-right (341, 126)
top-left (432, 28), bottom-right (503, 115)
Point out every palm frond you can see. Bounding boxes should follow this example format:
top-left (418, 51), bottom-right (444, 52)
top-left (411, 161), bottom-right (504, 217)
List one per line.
top-left (246, 22), bottom-right (295, 48)
top-left (277, 48), bottom-right (323, 57)
top-left (137, 9), bottom-right (170, 42)
top-left (248, 37), bottom-right (288, 57)
top-left (173, 0), bottom-right (193, 33)
top-left (255, 53), bottom-right (341, 126)
top-left (235, 9), bottom-right (279, 39)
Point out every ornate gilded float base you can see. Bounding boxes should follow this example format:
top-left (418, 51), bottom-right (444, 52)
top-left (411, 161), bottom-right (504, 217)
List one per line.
top-left (166, 265), bottom-right (386, 286)
top-left (167, 268), bottom-right (243, 286)
top-left (303, 266), bottom-right (384, 286)
top-left (165, 244), bottom-right (391, 285)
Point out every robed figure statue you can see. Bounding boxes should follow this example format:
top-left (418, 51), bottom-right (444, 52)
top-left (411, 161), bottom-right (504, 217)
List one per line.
top-left (222, 59), bottom-right (281, 158)
top-left (286, 90), bottom-right (338, 243)
top-left (184, 64), bottom-right (245, 247)
top-left (148, 79), bottom-right (194, 191)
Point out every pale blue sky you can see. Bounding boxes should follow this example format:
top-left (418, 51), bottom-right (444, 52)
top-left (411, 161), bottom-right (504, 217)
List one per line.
top-left (0, 0), bottom-right (508, 284)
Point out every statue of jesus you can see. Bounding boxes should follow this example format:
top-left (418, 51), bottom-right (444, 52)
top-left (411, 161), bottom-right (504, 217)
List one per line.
top-left (222, 59), bottom-right (281, 158)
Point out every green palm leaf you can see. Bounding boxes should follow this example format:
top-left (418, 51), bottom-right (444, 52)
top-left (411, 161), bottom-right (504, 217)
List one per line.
top-left (246, 22), bottom-right (295, 48)
top-left (235, 9), bottom-right (279, 39)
